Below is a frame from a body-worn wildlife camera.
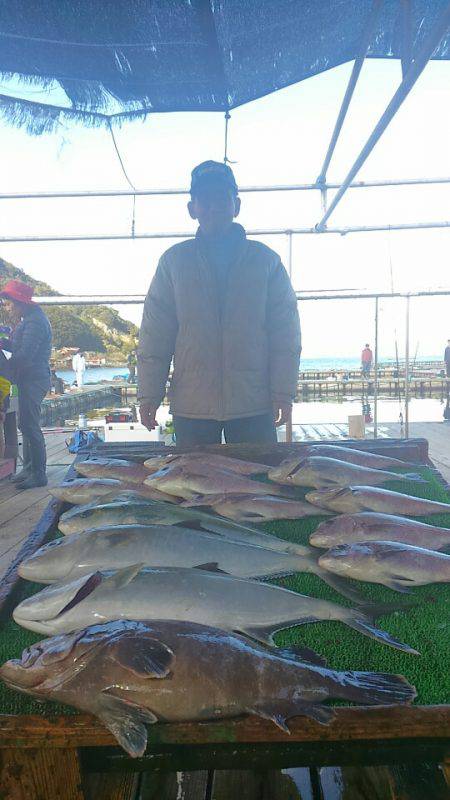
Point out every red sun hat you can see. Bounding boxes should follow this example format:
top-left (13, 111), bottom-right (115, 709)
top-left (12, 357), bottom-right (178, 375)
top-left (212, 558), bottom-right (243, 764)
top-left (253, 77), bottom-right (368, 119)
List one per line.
top-left (0, 280), bottom-right (35, 305)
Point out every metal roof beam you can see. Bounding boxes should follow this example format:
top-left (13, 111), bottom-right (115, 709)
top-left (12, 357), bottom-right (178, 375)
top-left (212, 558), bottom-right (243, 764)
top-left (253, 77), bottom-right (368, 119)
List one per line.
top-left (315, 1), bottom-right (450, 232)
top-left (0, 220), bottom-right (448, 243)
top-left (316, 0), bottom-right (384, 186)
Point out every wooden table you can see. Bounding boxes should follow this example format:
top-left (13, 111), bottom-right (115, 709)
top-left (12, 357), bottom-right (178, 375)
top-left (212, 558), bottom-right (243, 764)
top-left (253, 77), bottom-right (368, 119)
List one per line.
top-left (0, 438), bottom-right (449, 799)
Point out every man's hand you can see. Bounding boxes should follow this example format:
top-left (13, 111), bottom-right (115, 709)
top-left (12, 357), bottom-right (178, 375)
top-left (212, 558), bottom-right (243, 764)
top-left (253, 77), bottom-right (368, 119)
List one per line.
top-left (273, 401), bottom-right (292, 427)
top-left (139, 403), bottom-right (159, 431)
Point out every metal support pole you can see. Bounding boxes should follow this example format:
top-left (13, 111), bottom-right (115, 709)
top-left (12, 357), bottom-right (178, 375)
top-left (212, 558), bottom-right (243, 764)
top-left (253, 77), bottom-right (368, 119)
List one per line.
top-left (374, 296), bottom-right (379, 438)
top-left (316, 0), bottom-right (383, 185)
top-left (286, 230), bottom-right (294, 443)
top-left (315, 1), bottom-right (450, 231)
top-left (405, 295), bottom-right (411, 438)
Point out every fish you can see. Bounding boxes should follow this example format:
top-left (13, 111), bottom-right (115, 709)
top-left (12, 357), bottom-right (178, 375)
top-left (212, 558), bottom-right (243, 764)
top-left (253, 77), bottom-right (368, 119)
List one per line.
top-left (49, 479), bottom-right (179, 506)
top-left (144, 464), bottom-right (293, 500)
top-left (0, 619), bottom-right (416, 758)
top-left (12, 564), bottom-right (417, 656)
top-left (306, 486), bottom-right (450, 516)
top-left (58, 495), bottom-right (274, 539)
top-left (183, 493), bottom-right (331, 521)
top-left (318, 540), bottom-right (450, 592)
top-left (75, 458), bottom-right (149, 485)
top-left (17, 525), bottom-right (363, 601)
top-left (144, 452), bottom-right (270, 475)
top-left (310, 512), bottom-right (450, 550)
top-left (303, 445), bottom-right (422, 470)
top-left (268, 456), bottom-right (426, 489)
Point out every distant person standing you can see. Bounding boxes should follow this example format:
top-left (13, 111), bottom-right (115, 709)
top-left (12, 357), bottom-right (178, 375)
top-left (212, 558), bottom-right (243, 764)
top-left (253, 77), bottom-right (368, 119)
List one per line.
top-left (127, 350), bottom-right (137, 383)
top-left (445, 339), bottom-right (450, 378)
top-left (361, 344), bottom-right (373, 378)
top-left (0, 280), bottom-right (51, 489)
top-left (72, 350), bottom-right (86, 388)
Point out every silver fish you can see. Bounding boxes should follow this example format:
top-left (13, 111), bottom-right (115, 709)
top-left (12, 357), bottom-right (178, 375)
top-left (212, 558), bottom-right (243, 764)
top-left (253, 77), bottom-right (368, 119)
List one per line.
top-left (306, 486), bottom-right (450, 516)
top-left (183, 493), bottom-right (331, 521)
top-left (50, 479), bottom-right (179, 506)
top-left (144, 464), bottom-right (292, 500)
top-left (75, 458), bottom-right (149, 485)
top-left (268, 456), bottom-right (426, 489)
top-left (310, 512), bottom-right (450, 550)
top-left (12, 564), bottom-right (417, 655)
top-left (17, 525), bottom-right (361, 601)
top-left (0, 619), bottom-right (416, 758)
top-left (304, 445), bottom-right (421, 470)
top-left (319, 540), bottom-right (450, 592)
top-left (144, 452), bottom-right (270, 475)
top-left (58, 495), bottom-right (272, 539)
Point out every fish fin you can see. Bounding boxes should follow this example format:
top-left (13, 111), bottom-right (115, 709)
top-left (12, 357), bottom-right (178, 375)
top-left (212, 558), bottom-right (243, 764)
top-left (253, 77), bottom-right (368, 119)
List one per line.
top-left (339, 671), bottom-right (417, 706)
top-left (381, 580), bottom-right (413, 593)
top-left (236, 619), bottom-right (319, 646)
top-left (276, 645), bottom-right (328, 668)
top-left (391, 573), bottom-right (416, 582)
top-left (357, 599), bottom-right (418, 620)
top-left (249, 700), bottom-right (334, 731)
top-left (308, 561), bottom-right (367, 603)
top-left (98, 693), bottom-right (157, 757)
top-left (194, 562), bottom-right (229, 574)
top-left (102, 564), bottom-right (144, 589)
top-left (401, 473), bottom-right (428, 484)
top-left (108, 636), bottom-right (174, 679)
top-left (346, 615), bottom-right (419, 655)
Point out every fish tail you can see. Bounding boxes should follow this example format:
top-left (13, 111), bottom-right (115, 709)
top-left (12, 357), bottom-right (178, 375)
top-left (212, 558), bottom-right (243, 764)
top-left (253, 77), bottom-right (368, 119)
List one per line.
top-left (345, 614), bottom-right (419, 655)
top-left (334, 670), bottom-right (416, 706)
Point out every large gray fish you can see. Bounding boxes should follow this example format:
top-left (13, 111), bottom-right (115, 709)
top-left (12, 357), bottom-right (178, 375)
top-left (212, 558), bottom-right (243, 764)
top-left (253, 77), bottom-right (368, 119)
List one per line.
top-left (268, 456), bottom-right (426, 489)
top-left (58, 495), bottom-right (274, 539)
top-left (310, 512), bottom-right (450, 550)
top-left (306, 486), bottom-right (450, 516)
top-left (183, 493), bottom-right (331, 521)
top-left (50, 479), bottom-right (179, 506)
top-left (319, 540), bottom-right (450, 592)
top-left (144, 452), bottom-right (270, 475)
top-left (303, 445), bottom-right (421, 470)
top-left (0, 619), bottom-right (416, 757)
top-left (12, 564), bottom-right (417, 656)
top-left (17, 525), bottom-right (362, 601)
top-left (144, 464), bottom-right (292, 500)
top-left (75, 458), bottom-right (149, 485)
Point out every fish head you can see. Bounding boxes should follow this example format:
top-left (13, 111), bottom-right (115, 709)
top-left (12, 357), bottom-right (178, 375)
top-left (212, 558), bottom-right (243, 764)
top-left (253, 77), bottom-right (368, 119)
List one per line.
top-left (306, 487), bottom-right (351, 505)
top-left (18, 533), bottom-right (91, 583)
top-left (318, 542), bottom-right (377, 576)
top-left (1, 619), bottom-right (140, 693)
top-left (13, 565), bottom-right (144, 634)
top-left (58, 505), bottom-right (101, 534)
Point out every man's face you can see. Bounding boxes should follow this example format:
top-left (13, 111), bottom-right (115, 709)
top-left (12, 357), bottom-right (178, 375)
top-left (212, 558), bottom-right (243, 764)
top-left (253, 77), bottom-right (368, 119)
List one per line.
top-left (188, 182), bottom-right (240, 236)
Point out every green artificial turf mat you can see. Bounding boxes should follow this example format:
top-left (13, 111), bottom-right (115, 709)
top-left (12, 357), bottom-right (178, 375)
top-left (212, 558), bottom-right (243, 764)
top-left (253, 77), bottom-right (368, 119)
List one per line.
top-left (0, 464), bottom-right (449, 716)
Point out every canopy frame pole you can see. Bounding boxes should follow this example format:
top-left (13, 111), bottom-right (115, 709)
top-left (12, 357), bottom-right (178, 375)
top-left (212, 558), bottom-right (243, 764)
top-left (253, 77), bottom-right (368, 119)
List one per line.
top-left (405, 295), bottom-right (411, 438)
top-left (374, 296), bottom-right (379, 438)
top-left (315, 1), bottom-right (450, 232)
top-left (286, 230), bottom-right (294, 443)
top-left (316, 0), bottom-right (384, 187)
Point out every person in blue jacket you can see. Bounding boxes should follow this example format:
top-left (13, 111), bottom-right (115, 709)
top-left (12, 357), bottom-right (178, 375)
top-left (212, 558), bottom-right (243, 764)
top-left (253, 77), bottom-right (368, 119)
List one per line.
top-left (0, 280), bottom-right (52, 489)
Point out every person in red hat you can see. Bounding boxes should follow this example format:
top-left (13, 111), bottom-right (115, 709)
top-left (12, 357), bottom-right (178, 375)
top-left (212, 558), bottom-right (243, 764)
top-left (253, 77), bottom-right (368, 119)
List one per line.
top-left (0, 280), bottom-right (52, 489)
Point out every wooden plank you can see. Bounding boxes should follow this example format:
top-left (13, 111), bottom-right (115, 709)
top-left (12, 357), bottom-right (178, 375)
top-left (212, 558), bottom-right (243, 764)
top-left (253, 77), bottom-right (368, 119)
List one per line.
top-left (0, 706), bottom-right (449, 750)
top-left (139, 771), bottom-right (209, 799)
top-left (263, 769), bottom-right (314, 799)
top-left (83, 772), bottom-right (139, 800)
top-left (0, 746), bottom-right (84, 800)
top-left (318, 763), bottom-right (450, 800)
top-left (210, 769), bottom-right (263, 799)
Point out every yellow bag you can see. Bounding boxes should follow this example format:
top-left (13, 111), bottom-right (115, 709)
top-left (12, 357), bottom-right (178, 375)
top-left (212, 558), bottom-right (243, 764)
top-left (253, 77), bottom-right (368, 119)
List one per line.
top-left (0, 376), bottom-right (11, 404)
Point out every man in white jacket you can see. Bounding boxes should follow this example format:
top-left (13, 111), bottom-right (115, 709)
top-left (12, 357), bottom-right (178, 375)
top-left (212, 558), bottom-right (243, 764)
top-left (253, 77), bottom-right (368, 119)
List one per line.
top-left (72, 350), bottom-right (86, 388)
top-left (138, 161), bottom-right (301, 447)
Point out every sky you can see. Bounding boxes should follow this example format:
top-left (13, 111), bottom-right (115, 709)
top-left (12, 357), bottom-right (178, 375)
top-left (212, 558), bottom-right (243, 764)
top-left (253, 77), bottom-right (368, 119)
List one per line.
top-left (0, 56), bottom-right (449, 360)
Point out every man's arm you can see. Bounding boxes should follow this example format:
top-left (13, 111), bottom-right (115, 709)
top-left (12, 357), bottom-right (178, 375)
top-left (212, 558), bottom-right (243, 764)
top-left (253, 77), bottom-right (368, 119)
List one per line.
top-left (267, 258), bottom-right (301, 424)
top-left (11, 316), bottom-right (46, 378)
top-left (137, 255), bottom-right (178, 430)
